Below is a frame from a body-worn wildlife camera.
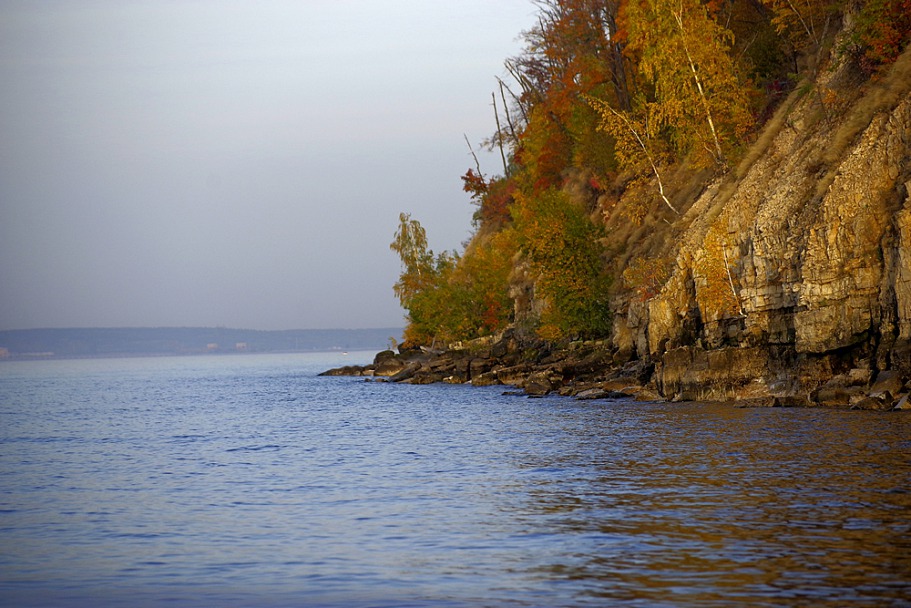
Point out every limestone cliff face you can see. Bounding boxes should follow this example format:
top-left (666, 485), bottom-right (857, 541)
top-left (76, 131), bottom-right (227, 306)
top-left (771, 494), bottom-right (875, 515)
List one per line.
top-left (618, 50), bottom-right (911, 402)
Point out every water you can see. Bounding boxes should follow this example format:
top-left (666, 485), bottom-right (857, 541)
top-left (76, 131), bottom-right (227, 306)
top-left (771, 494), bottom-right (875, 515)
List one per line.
top-left (1, 352), bottom-right (909, 607)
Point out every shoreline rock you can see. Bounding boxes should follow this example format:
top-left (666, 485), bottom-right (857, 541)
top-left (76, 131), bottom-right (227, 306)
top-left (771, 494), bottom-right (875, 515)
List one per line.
top-left (320, 331), bottom-right (911, 410)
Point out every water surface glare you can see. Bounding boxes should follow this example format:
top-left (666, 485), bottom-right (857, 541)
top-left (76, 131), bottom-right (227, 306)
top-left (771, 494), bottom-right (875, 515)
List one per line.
top-left (1, 353), bottom-right (909, 607)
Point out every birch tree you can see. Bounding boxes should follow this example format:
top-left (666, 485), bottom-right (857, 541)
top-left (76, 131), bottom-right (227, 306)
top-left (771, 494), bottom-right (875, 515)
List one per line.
top-left (624, 0), bottom-right (753, 168)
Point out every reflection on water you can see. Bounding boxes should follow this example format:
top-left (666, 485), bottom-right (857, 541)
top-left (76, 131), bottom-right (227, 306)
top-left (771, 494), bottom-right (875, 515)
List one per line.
top-left (510, 403), bottom-right (911, 606)
top-left (0, 354), bottom-right (909, 607)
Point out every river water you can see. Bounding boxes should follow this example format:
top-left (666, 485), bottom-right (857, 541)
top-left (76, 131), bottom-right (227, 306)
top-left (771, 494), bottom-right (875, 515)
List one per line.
top-left (1, 352), bottom-right (909, 607)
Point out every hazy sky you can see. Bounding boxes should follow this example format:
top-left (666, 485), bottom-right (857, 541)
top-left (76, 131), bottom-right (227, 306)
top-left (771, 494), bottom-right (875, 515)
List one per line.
top-left (0, 0), bottom-right (535, 331)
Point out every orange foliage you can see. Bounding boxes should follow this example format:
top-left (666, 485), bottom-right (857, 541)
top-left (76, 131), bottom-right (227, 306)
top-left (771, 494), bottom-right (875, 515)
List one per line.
top-left (623, 255), bottom-right (672, 301)
top-left (853, 0), bottom-right (911, 68)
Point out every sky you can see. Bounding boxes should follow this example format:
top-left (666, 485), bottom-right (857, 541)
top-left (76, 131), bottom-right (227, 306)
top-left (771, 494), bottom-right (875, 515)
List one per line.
top-left (0, 0), bottom-right (536, 331)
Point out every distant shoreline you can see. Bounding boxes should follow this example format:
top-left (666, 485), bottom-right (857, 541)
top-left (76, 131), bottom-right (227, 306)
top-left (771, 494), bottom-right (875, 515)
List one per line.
top-left (0, 327), bottom-right (402, 361)
top-left (0, 349), bottom-right (378, 363)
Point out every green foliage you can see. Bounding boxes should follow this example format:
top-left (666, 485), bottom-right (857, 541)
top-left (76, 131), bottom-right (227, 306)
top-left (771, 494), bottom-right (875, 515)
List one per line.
top-left (456, 229), bottom-right (518, 335)
top-left (390, 213), bottom-right (435, 304)
top-left (512, 189), bottom-right (612, 339)
top-left (389, 213), bottom-right (458, 345)
top-left (390, 213), bottom-right (514, 347)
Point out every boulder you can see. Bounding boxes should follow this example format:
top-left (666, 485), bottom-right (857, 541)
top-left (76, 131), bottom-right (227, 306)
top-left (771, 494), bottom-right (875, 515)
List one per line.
top-left (471, 371), bottom-right (501, 387)
top-left (824, 369), bottom-right (873, 389)
top-left (851, 395), bottom-right (892, 410)
top-left (734, 397), bottom-right (779, 408)
top-left (497, 364), bottom-right (533, 386)
top-left (406, 372), bottom-right (443, 385)
top-left (374, 351), bottom-right (407, 377)
top-left (575, 388), bottom-right (612, 400)
top-left (576, 388), bottom-right (633, 400)
top-left (774, 394), bottom-right (812, 407)
top-left (602, 376), bottom-right (642, 392)
top-left (812, 386), bottom-right (866, 407)
top-left (428, 356), bottom-right (456, 373)
top-left (870, 371), bottom-right (905, 396)
top-left (388, 362), bottom-right (422, 383)
top-left (524, 371), bottom-right (558, 396)
top-left (318, 364), bottom-right (368, 376)
top-left (848, 368), bottom-right (874, 386)
top-left (566, 349), bottom-right (613, 377)
top-left (469, 358), bottom-right (493, 377)
top-left (632, 387), bottom-right (663, 402)
top-left (893, 393), bottom-right (910, 410)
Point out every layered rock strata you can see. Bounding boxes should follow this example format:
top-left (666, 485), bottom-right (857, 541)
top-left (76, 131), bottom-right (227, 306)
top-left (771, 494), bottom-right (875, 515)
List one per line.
top-left (326, 49), bottom-right (911, 410)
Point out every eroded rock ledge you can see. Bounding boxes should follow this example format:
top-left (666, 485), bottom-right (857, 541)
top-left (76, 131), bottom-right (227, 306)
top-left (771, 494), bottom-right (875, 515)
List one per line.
top-left (320, 331), bottom-right (911, 410)
top-left (323, 49), bottom-right (911, 413)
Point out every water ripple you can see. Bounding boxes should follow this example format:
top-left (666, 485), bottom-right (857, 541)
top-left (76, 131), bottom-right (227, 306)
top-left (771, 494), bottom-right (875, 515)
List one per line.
top-left (0, 353), bottom-right (909, 607)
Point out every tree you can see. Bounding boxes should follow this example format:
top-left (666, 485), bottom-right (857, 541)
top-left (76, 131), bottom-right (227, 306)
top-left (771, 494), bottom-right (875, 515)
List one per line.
top-left (762, 0), bottom-right (841, 52)
top-left (456, 229), bottom-right (517, 335)
top-left (512, 188), bottom-right (612, 339)
top-left (851, 0), bottom-right (911, 68)
top-left (390, 213), bottom-right (455, 346)
top-left (623, 0), bottom-right (754, 168)
top-left (508, 0), bottom-right (630, 112)
top-left (587, 93), bottom-right (678, 213)
top-left (498, 0), bottom-right (633, 195)
top-left (390, 213), bottom-right (514, 346)
top-left (390, 212), bottom-right (437, 310)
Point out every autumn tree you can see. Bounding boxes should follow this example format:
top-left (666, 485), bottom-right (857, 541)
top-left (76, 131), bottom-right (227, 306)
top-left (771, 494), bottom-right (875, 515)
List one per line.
top-left (623, 254), bottom-right (673, 301)
top-left (496, 0), bottom-right (633, 194)
top-left (762, 0), bottom-right (841, 53)
top-left (851, 0), bottom-right (911, 68)
top-left (390, 213), bottom-right (457, 345)
top-left (390, 213), bottom-right (514, 347)
top-left (512, 188), bottom-right (612, 339)
top-left (463, 171), bottom-right (515, 231)
top-left (623, 0), bottom-right (754, 168)
top-left (587, 93), bottom-right (678, 213)
top-left (506, 0), bottom-right (630, 117)
top-left (390, 212), bottom-right (438, 309)
top-left (455, 229), bottom-right (518, 335)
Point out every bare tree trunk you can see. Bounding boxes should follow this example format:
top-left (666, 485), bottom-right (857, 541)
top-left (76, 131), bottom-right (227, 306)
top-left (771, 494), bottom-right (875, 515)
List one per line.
top-left (491, 92), bottom-right (509, 176)
top-left (596, 100), bottom-right (679, 215)
top-left (670, 2), bottom-right (726, 166)
top-left (499, 80), bottom-right (519, 148)
top-left (464, 134), bottom-right (482, 176)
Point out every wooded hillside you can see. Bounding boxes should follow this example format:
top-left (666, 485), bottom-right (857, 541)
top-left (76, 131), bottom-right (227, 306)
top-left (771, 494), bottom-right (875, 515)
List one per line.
top-left (392, 0), bottom-right (911, 351)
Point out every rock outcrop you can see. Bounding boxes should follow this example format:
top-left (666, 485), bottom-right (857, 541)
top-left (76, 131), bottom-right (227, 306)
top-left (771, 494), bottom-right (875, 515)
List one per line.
top-left (322, 331), bottom-right (660, 401)
top-left (326, 42), bottom-right (911, 410)
top-left (610, 45), bottom-right (911, 407)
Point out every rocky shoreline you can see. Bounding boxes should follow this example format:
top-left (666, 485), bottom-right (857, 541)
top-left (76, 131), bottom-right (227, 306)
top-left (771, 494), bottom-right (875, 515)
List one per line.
top-left (321, 331), bottom-right (911, 411)
top-left (322, 54), bottom-right (911, 415)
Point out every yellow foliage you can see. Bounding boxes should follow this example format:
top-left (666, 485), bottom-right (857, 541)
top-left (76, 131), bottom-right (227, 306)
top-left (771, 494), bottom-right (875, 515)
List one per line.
top-left (624, 0), bottom-right (755, 167)
top-left (512, 188), bottom-right (612, 339)
top-left (695, 225), bottom-right (742, 319)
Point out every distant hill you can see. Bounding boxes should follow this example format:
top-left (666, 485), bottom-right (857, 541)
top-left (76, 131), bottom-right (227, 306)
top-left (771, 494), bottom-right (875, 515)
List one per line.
top-left (0, 327), bottom-right (402, 359)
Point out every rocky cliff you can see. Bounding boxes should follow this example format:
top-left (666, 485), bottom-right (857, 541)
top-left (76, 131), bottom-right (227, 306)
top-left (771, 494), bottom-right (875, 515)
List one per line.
top-left (624, 45), bottom-right (911, 406)
top-left (327, 42), bottom-right (911, 410)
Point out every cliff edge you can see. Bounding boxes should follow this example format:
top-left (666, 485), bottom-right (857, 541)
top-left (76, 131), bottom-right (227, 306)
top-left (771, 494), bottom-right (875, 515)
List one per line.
top-left (329, 19), bottom-right (911, 409)
top-left (621, 47), bottom-right (911, 406)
